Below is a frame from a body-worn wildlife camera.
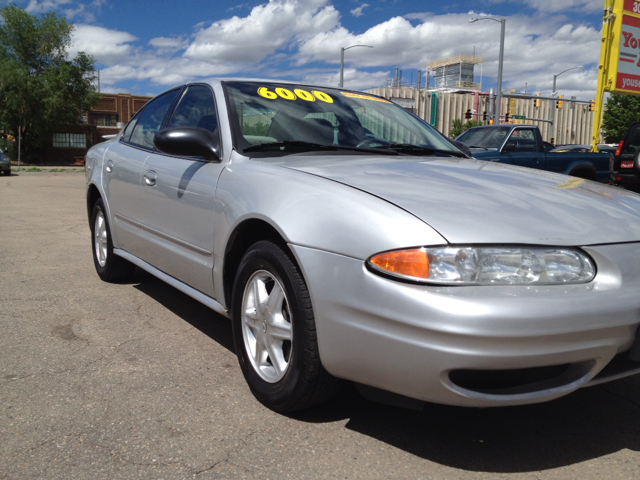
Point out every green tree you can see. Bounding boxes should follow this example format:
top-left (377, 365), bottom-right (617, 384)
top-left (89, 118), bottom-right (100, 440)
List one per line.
top-left (450, 119), bottom-right (483, 139)
top-left (0, 4), bottom-right (100, 161)
top-left (601, 93), bottom-right (640, 143)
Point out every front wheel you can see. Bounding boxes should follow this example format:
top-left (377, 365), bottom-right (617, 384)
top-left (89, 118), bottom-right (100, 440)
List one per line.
top-left (90, 198), bottom-right (135, 282)
top-left (231, 240), bottom-right (341, 412)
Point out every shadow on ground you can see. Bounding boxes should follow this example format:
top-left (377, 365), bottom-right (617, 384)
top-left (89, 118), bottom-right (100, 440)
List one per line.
top-left (130, 268), bottom-right (640, 474)
top-left (131, 269), bottom-right (235, 353)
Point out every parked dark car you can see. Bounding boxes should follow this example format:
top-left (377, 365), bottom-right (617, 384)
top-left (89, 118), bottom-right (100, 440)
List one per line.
top-left (456, 125), bottom-right (611, 182)
top-left (0, 149), bottom-right (10, 176)
top-left (610, 122), bottom-right (640, 192)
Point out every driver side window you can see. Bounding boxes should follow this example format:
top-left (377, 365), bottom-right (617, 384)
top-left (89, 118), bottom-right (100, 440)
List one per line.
top-left (507, 129), bottom-right (537, 152)
top-left (129, 89), bottom-right (180, 149)
top-left (169, 85), bottom-right (218, 133)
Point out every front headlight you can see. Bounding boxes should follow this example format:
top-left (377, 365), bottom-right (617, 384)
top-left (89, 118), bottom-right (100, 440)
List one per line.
top-left (367, 246), bottom-right (595, 285)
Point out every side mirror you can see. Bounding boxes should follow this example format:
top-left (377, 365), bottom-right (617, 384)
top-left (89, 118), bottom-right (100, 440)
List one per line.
top-left (502, 141), bottom-right (516, 153)
top-left (154, 127), bottom-right (220, 161)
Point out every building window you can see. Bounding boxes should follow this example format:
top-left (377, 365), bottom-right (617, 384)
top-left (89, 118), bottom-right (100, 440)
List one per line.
top-left (53, 133), bottom-right (86, 148)
top-left (90, 113), bottom-right (119, 126)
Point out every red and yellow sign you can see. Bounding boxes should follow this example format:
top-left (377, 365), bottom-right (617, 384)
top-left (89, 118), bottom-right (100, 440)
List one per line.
top-left (592, 1), bottom-right (640, 150)
top-left (600, 0), bottom-right (640, 96)
top-left (615, 14), bottom-right (640, 92)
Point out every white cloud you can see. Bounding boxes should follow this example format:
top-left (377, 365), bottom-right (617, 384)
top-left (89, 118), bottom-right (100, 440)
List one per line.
top-left (55, 0), bottom-right (604, 97)
top-left (98, 56), bottom-right (243, 87)
top-left (25, 0), bottom-right (105, 20)
top-left (296, 12), bottom-right (601, 95)
top-left (183, 0), bottom-right (339, 63)
top-left (351, 3), bottom-right (369, 17)
top-left (522, 0), bottom-right (602, 13)
top-left (64, 4), bottom-right (94, 22)
top-left (25, 0), bottom-right (72, 14)
top-left (148, 36), bottom-right (189, 54)
top-left (69, 25), bottom-right (138, 64)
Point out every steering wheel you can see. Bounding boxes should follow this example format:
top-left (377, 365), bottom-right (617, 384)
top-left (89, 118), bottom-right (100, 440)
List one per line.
top-left (356, 137), bottom-right (390, 148)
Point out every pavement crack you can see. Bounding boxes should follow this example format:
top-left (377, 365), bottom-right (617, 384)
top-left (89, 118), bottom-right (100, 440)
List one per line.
top-left (193, 429), bottom-right (261, 476)
top-left (599, 384), bottom-right (640, 410)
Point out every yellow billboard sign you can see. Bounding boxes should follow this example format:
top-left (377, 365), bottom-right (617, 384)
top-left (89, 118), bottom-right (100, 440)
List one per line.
top-left (591, 0), bottom-right (640, 150)
top-left (597, 1), bottom-right (640, 95)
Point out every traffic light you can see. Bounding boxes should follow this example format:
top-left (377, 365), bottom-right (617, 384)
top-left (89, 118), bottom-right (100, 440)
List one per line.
top-left (535, 93), bottom-right (540, 108)
top-left (505, 112), bottom-right (510, 123)
top-left (589, 99), bottom-right (595, 111)
top-left (556, 95), bottom-right (563, 109)
top-left (465, 108), bottom-right (472, 120)
top-left (483, 111), bottom-right (487, 121)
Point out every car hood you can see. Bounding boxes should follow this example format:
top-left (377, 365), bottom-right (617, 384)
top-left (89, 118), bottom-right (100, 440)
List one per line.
top-left (275, 155), bottom-right (640, 245)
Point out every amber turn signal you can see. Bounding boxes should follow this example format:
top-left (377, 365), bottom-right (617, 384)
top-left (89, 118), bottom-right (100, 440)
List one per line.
top-left (369, 248), bottom-right (430, 279)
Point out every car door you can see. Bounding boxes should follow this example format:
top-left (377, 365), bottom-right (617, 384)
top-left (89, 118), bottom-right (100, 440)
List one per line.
top-left (102, 89), bottom-right (181, 257)
top-left (498, 128), bottom-right (546, 170)
top-left (139, 84), bottom-right (223, 297)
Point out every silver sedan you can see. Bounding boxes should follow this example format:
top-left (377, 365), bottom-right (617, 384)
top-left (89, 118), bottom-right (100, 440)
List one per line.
top-left (85, 79), bottom-right (640, 412)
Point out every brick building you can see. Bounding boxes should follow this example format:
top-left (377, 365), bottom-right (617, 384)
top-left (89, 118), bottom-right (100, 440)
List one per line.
top-left (47, 92), bottom-right (152, 164)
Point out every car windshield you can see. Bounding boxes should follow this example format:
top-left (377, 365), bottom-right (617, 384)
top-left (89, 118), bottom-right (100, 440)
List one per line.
top-left (456, 126), bottom-right (512, 149)
top-left (223, 81), bottom-right (459, 156)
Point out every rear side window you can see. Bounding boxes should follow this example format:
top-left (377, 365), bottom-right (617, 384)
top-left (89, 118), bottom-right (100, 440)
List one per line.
top-left (129, 89), bottom-right (181, 149)
top-left (623, 125), bottom-right (640, 155)
top-left (121, 110), bottom-right (141, 143)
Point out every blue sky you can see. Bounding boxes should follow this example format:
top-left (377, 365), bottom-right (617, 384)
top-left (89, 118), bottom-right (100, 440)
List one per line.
top-left (16, 0), bottom-right (604, 98)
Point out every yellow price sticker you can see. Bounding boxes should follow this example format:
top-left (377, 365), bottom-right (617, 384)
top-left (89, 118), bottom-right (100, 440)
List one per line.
top-left (257, 87), bottom-right (277, 99)
top-left (340, 92), bottom-right (391, 103)
top-left (257, 87), bottom-right (333, 103)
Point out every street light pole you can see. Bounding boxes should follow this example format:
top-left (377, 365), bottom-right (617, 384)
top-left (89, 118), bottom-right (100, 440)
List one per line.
top-left (470, 17), bottom-right (505, 123)
top-left (552, 66), bottom-right (582, 96)
top-left (496, 19), bottom-right (505, 124)
top-left (550, 66), bottom-right (582, 143)
top-left (339, 44), bottom-right (374, 88)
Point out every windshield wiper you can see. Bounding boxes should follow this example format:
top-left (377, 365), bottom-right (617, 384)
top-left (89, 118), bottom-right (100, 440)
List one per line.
top-left (244, 140), bottom-right (398, 155)
top-left (374, 143), bottom-right (469, 158)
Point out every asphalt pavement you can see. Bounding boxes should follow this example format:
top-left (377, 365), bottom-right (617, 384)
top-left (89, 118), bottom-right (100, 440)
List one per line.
top-left (1, 170), bottom-right (640, 479)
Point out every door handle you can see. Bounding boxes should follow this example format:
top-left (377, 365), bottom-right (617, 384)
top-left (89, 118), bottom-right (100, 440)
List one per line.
top-left (144, 170), bottom-right (157, 186)
top-left (532, 157), bottom-right (539, 161)
top-left (105, 160), bottom-right (114, 173)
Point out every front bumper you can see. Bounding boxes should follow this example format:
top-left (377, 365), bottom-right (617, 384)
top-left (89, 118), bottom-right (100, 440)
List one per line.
top-left (291, 243), bottom-right (640, 407)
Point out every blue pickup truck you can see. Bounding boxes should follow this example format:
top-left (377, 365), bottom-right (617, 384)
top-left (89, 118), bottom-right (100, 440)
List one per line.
top-left (456, 125), bottom-right (611, 183)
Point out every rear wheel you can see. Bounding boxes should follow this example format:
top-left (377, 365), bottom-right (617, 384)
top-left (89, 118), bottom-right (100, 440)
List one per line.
top-left (232, 240), bottom-right (341, 412)
top-left (90, 198), bottom-right (135, 282)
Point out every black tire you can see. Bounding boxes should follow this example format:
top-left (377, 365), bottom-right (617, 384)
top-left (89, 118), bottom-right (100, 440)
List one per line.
top-left (231, 240), bottom-right (342, 412)
top-left (569, 168), bottom-right (596, 181)
top-left (90, 198), bottom-right (135, 282)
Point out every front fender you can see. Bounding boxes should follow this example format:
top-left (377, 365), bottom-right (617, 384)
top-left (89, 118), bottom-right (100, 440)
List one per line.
top-left (85, 142), bottom-right (112, 220)
top-left (212, 152), bottom-right (446, 303)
